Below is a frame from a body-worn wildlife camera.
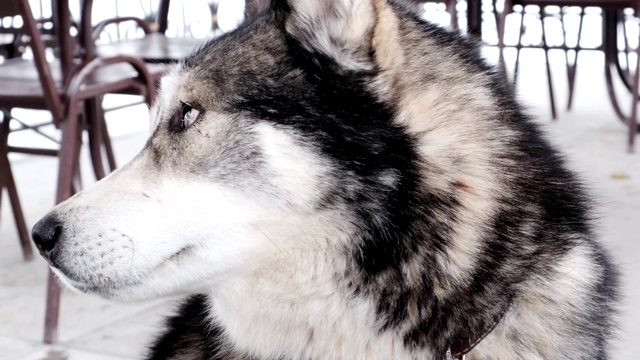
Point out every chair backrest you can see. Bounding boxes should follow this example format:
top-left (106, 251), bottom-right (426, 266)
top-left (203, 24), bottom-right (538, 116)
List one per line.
top-left (0, 0), bottom-right (22, 37)
top-left (512, 0), bottom-right (640, 12)
top-left (15, 0), bottom-right (63, 121)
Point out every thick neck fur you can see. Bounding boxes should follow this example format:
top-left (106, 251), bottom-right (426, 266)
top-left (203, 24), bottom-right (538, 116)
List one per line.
top-left (208, 211), bottom-right (425, 360)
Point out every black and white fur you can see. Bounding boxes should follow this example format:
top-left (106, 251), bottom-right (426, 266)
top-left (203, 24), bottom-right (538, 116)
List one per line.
top-left (32, 0), bottom-right (618, 359)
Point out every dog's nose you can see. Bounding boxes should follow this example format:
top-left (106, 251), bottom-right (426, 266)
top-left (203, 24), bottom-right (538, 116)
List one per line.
top-left (32, 214), bottom-right (63, 262)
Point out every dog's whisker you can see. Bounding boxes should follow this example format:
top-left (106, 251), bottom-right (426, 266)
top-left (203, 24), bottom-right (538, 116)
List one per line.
top-left (259, 229), bottom-right (285, 255)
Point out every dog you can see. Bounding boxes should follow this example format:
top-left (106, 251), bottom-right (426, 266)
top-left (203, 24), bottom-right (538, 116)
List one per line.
top-left (31, 0), bottom-right (618, 359)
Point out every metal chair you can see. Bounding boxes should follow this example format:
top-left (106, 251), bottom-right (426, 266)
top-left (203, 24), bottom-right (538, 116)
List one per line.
top-left (0, 0), bottom-right (166, 343)
top-left (496, 0), bottom-right (640, 151)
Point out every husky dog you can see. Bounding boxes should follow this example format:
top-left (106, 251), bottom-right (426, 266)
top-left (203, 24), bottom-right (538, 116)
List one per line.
top-left (32, 0), bottom-right (618, 359)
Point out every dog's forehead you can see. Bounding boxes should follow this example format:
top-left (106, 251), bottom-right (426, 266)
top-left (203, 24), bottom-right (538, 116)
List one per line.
top-left (186, 19), bottom-right (284, 70)
top-left (170, 20), bottom-right (288, 108)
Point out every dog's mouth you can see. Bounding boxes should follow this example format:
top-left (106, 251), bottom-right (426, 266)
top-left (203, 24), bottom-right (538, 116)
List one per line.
top-left (50, 267), bottom-right (101, 294)
top-left (50, 245), bottom-right (197, 296)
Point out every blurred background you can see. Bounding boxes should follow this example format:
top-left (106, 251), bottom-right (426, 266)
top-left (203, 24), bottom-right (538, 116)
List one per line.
top-left (0, 0), bottom-right (638, 359)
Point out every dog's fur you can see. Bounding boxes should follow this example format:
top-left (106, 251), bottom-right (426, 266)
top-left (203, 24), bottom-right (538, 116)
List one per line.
top-left (33, 0), bottom-right (618, 359)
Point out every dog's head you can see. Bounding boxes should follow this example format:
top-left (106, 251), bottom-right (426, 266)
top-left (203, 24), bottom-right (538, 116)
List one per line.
top-left (31, 0), bottom-right (467, 301)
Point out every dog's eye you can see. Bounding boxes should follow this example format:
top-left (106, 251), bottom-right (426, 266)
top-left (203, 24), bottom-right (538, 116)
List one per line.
top-left (180, 103), bottom-right (200, 129)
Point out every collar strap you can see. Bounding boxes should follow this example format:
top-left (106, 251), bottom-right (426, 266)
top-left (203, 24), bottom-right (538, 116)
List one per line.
top-left (449, 301), bottom-right (511, 359)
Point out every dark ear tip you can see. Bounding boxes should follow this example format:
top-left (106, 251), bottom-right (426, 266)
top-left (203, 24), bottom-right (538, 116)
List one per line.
top-left (270, 0), bottom-right (291, 14)
top-left (267, 0), bottom-right (291, 26)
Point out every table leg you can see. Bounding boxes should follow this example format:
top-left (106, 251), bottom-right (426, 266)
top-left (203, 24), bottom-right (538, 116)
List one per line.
top-left (467, 0), bottom-right (482, 39)
top-left (158, 0), bottom-right (170, 34)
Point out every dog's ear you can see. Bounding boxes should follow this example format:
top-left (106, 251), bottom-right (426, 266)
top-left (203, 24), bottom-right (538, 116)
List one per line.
top-left (272, 0), bottom-right (377, 70)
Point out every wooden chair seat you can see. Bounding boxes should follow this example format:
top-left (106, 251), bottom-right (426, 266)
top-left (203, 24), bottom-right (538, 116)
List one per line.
top-left (0, 58), bottom-right (166, 108)
top-left (85, 1), bottom-right (206, 65)
top-left (96, 32), bottom-right (205, 63)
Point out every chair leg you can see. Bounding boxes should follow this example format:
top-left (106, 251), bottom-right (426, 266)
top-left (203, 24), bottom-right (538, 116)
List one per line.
top-left (43, 269), bottom-right (62, 344)
top-left (87, 97), bottom-right (117, 180)
top-left (101, 111), bottom-right (117, 173)
top-left (565, 8), bottom-right (584, 111)
top-left (44, 107), bottom-right (83, 344)
top-left (56, 115), bottom-right (83, 203)
top-left (0, 110), bottom-right (33, 261)
top-left (2, 156), bottom-right (33, 261)
top-left (629, 38), bottom-right (640, 153)
top-left (86, 99), bottom-right (107, 180)
top-left (540, 8), bottom-right (558, 120)
top-left (96, 95), bottom-right (117, 173)
top-left (512, 10), bottom-right (526, 87)
top-left (497, 1), bottom-right (509, 85)
top-left (447, 0), bottom-right (459, 31)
